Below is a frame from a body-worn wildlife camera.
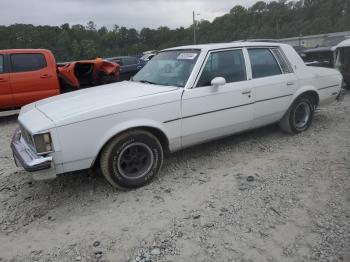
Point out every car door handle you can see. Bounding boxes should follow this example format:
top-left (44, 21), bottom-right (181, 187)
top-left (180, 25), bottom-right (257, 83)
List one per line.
top-left (0, 78), bottom-right (7, 82)
top-left (241, 90), bottom-right (252, 95)
top-left (286, 82), bottom-right (295, 86)
top-left (40, 74), bottom-right (52, 79)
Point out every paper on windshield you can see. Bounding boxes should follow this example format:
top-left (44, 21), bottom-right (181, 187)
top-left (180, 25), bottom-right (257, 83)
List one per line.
top-left (177, 53), bottom-right (198, 60)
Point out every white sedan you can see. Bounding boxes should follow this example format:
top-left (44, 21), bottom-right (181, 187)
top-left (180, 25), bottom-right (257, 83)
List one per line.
top-left (11, 42), bottom-right (343, 188)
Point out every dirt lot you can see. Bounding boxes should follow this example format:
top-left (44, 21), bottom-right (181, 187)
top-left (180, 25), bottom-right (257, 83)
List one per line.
top-left (0, 93), bottom-right (349, 262)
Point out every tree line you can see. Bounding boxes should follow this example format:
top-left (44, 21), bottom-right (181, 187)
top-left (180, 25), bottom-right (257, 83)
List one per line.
top-left (0, 0), bottom-right (349, 62)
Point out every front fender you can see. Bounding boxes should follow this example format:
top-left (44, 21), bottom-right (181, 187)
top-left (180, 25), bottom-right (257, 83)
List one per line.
top-left (92, 118), bottom-right (169, 165)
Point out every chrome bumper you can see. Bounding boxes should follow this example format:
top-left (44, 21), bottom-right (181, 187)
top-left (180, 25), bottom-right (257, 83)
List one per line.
top-left (11, 128), bottom-right (53, 172)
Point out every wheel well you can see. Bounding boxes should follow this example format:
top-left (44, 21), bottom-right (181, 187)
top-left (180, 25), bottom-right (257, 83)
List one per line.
top-left (297, 91), bottom-right (319, 107)
top-left (141, 126), bottom-right (170, 154)
top-left (92, 126), bottom-right (170, 169)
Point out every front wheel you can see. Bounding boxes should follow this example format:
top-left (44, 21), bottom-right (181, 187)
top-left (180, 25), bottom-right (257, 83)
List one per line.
top-left (279, 96), bottom-right (315, 134)
top-left (99, 130), bottom-right (163, 189)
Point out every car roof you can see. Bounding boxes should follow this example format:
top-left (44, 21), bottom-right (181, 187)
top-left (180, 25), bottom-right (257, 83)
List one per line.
top-left (336, 38), bottom-right (350, 48)
top-left (0, 49), bottom-right (52, 54)
top-left (163, 42), bottom-right (285, 52)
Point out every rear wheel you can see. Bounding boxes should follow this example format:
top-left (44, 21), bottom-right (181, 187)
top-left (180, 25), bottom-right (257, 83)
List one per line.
top-left (100, 130), bottom-right (163, 189)
top-left (279, 95), bottom-right (315, 134)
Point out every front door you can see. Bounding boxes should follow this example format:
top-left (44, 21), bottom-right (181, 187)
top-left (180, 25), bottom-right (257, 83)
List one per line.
top-left (181, 49), bottom-right (254, 147)
top-left (10, 53), bottom-right (58, 107)
top-left (0, 54), bottom-right (14, 109)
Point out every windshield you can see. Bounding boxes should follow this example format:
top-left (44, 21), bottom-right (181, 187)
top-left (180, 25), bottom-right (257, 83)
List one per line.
top-left (133, 50), bottom-right (200, 87)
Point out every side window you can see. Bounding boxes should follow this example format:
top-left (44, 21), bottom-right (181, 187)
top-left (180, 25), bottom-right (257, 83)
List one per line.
top-left (271, 48), bottom-right (293, 73)
top-left (0, 55), bottom-right (4, 73)
top-left (114, 59), bottom-right (123, 66)
top-left (132, 57), bottom-right (139, 64)
top-left (248, 48), bottom-right (282, 79)
top-left (124, 57), bottom-right (138, 65)
top-left (11, 53), bottom-right (47, 73)
top-left (122, 58), bottom-right (130, 65)
top-left (197, 49), bottom-right (246, 87)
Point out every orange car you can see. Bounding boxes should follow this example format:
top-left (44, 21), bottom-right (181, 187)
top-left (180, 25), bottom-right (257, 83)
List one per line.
top-left (57, 58), bottom-right (120, 92)
top-left (0, 49), bottom-right (120, 110)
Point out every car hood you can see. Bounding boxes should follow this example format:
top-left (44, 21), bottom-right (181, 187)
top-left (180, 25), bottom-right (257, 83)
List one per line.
top-left (35, 81), bottom-right (178, 125)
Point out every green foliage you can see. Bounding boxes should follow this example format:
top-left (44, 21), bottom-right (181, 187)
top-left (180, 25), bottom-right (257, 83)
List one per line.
top-left (0, 0), bottom-right (349, 61)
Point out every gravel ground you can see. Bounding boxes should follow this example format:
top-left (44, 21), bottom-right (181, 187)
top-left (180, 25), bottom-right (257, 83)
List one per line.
top-left (0, 93), bottom-right (349, 262)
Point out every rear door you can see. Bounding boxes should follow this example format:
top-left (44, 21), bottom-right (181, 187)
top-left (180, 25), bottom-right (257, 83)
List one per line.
top-left (248, 47), bottom-right (298, 127)
top-left (0, 54), bottom-right (15, 109)
top-left (9, 52), bottom-right (59, 107)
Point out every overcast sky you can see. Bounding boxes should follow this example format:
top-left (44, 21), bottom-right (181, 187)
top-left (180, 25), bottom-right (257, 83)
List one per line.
top-left (0, 0), bottom-right (271, 30)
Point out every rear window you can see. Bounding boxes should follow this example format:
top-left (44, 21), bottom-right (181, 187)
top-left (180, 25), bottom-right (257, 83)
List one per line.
top-left (248, 48), bottom-right (282, 79)
top-left (0, 55), bottom-right (4, 73)
top-left (271, 48), bottom-right (294, 73)
top-left (11, 53), bottom-right (47, 73)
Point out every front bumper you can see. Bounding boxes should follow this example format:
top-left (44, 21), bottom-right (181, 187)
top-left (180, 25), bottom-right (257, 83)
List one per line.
top-left (11, 128), bottom-right (56, 179)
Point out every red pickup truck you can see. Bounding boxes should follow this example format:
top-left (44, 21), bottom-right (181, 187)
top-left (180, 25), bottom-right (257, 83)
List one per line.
top-left (0, 49), bottom-right (120, 110)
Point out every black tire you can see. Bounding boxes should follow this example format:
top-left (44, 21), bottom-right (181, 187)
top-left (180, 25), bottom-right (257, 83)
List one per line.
top-left (279, 95), bottom-right (315, 135)
top-left (100, 129), bottom-right (163, 189)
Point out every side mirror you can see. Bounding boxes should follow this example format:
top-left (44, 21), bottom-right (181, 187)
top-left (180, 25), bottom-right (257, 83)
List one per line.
top-left (211, 77), bottom-right (226, 88)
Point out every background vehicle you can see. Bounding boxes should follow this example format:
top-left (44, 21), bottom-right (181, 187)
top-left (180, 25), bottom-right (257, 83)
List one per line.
top-left (57, 59), bottom-right (120, 92)
top-left (301, 47), bottom-right (335, 68)
top-left (300, 39), bottom-right (350, 88)
top-left (335, 39), bottom-right (350, 86)
top-left (11, 42), bottom-right (343, 189)
top-left (106, 56), bottom-right (146, 81)
top-left (140, 53), bottom-right (157, 62)
top-left (0, 49), bottom-right (120, 110)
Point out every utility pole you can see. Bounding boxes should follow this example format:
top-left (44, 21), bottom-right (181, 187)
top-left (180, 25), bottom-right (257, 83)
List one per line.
top-left (276, 18), bottom-right (280, 39)
top-left (193, 11), bottom-right (196, 45)
top-left (192, 11), bottom-right (200, 45)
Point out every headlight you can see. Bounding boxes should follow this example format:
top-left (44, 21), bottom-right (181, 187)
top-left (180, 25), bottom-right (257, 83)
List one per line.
top-left (33, 133), bottom-right (54, 155)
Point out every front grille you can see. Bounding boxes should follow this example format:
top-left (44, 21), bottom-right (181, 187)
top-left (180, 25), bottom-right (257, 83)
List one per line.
top-left (20, 125), bottom-right (35, 150)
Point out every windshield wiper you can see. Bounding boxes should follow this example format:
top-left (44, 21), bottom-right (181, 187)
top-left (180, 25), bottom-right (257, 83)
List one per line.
top-left (138, 80), bottom-right (158, 85)
top-left (137, 80), bottom-right (182, 87)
